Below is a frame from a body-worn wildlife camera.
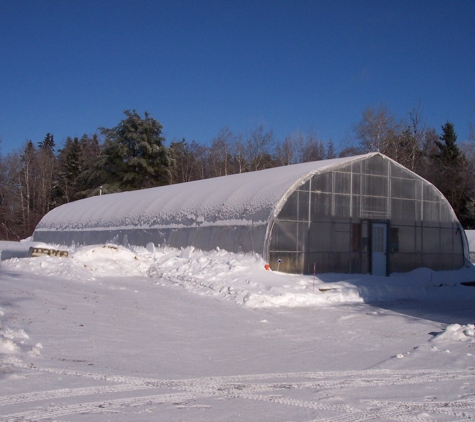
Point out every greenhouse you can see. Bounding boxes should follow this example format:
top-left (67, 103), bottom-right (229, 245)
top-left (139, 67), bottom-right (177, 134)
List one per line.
top-left (33, 152), bottom-right (469, 275)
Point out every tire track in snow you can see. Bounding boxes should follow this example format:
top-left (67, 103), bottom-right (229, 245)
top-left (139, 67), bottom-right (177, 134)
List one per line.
top-left (312, 398), bottom-right (475, 422)
top-left (226, 391), bottom-right (359, 414)
top-left (315, 400), bottom-right (475, 422)
top-left (9, 359), bottom-right (475, 387)
top-left (363, 398), bottom-right (475, 421)
top-left (3, 360), bottom-right (475, 421)
top-left (0, 391), bottom-right (217, 421)
top-left (0, 383), bottom-right (154, 407)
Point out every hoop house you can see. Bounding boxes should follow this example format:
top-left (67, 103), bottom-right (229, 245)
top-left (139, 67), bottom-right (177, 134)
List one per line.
top-left (33, 153), bottom-right (468, 275)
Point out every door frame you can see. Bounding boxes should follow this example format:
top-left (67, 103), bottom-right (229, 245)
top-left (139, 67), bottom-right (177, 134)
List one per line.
top-left (370, 220), bottom-right (390, 276)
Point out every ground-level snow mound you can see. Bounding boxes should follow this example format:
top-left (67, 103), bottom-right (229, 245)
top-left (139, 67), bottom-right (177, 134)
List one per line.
top-left (73, 244), bottom-right (151, 277)
top-left (147, 246), bottom-right (366, 307)
top-left (0, 307), bottom-right (39, 357)
top-left (2, 242), bottom-right (475, 308)
top-left (1, 244), bottom-right (151, 281)
top-left (431, 324), bottom-right (475, 343)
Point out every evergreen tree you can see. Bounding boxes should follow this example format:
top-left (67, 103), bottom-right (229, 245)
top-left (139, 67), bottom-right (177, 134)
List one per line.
top-left (431, 122), bottom-right (474, 227)
top-left (19, 141), bottom-right (37, 234)
top-left (65, 138), bottom-right (82, 181)
top-left (56, 137), bottom-right (83, 203)
top-left (326, 140), bottom-right (336, 159)
top-left (435, 122), bottom-right (460, 164)
top-left (99, 110), bottom-right (171, 192)
top-left (79, 133), bottom-right (102, 163)
top-left (38, 132), bottom-right (55, 154)
top-left (35, 133), bottom-right (57, 214)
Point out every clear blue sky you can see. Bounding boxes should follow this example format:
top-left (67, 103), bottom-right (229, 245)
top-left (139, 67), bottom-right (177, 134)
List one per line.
top-left (1, 0), bottom-right (474, 154)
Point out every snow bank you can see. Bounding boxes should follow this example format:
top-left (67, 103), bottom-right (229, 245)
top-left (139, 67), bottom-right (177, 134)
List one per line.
top-left (0, 239), bottom-right (58, 260)
top-left (3, 242), bottom-right (475, 309)
top-left (0, 241), bottom-right (29, 260)
top-left (0, 307), bottom-right (40, 356)
top-left (432, 324), bottom-right (475, 343)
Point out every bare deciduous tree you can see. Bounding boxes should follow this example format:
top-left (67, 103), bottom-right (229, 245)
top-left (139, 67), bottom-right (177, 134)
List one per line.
top-left (170, 138), bottom-right (208, 184)
top-left (276, 133), bottom-right (303, 166)
top-left (300, 131), bottom-right (326, 162)
top-left (207, 127), bottom-right (235, 178)
top-left (470, 103), bottom-right (475, 142)
top-left (245, 125), bottom-right (275, 171)
top-left (354, 105), bottom-right (399, 154)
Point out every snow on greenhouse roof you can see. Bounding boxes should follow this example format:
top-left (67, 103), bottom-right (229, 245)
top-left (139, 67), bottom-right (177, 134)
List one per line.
top-left (35, 153), bottom-right (375, 233)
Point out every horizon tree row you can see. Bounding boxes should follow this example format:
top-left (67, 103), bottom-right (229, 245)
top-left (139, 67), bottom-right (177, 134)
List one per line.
top-left (1, 106), bottom-right (475, 240)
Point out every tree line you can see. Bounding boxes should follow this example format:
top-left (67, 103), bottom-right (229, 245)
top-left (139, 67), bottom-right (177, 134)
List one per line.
top-left (1, 106), bottom-right (475, 240)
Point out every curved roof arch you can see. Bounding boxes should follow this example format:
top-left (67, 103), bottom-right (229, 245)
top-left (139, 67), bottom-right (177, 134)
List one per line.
top-left (35, 154), bottom-right (369, 235)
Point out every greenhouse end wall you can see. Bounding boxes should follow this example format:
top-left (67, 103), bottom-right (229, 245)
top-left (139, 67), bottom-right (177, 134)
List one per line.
top-left (267, 154), bottom-right (466, 275)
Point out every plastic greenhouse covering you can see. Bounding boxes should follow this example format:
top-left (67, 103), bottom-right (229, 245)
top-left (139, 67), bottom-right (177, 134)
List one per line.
top-left (33, 153), bottom-right (468, 275)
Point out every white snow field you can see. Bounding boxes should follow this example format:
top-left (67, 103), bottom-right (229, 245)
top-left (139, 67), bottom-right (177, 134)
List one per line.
top-left (1, 240), bottom-right (475, 421)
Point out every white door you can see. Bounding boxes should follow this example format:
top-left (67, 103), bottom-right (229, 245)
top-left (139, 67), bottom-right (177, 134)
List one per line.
top-left (372, 223), bottom-right (387, 276)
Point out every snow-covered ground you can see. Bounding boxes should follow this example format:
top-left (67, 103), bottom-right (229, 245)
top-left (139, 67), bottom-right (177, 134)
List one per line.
top-left (1, 240), bottom-right (475, 421)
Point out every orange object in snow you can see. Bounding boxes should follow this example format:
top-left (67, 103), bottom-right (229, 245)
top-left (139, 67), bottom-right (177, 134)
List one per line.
top-left (264, 263), bottom-right (271, 271)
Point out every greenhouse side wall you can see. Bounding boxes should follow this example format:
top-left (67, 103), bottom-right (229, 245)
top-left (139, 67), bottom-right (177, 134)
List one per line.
top-left (34, 225), bottom-right (268, 254)
top-left (267, 154), bottom-right (466, 275)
